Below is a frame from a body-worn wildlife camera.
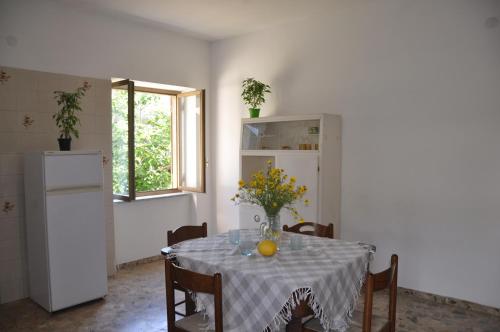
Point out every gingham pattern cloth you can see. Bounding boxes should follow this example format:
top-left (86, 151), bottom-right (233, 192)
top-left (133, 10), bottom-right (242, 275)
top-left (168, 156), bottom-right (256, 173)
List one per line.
top-left (171, 230), bottom-right (370, 332)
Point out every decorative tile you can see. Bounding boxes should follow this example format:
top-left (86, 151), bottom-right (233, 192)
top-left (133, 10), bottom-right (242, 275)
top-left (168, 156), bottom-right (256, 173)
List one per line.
top-left (22, 115), bottom-right (34, 129)
top-left (0, 66), bottom-right (113, 304)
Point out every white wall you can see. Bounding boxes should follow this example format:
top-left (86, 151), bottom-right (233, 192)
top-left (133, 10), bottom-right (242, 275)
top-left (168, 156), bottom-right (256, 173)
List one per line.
top-left (0, 0), bottom-right (214, 275)
top-left (211, 0), bottom-right (500, 308)
top-left (114, 194), bottom-right (198, 264)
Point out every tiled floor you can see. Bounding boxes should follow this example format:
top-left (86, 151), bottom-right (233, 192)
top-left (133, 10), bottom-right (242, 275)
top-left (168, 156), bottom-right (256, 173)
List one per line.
top-left (1, 260), bottom-right (499, 331)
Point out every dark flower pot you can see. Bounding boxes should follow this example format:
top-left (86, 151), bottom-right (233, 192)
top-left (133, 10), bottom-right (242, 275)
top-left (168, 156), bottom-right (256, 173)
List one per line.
top-left (58, 138), bottom-right (72, 151)
top-left (249, 108), bottom-right (260, 118)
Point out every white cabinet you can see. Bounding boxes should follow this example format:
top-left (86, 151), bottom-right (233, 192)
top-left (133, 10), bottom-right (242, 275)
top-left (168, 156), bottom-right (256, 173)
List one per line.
top-left (238, 114), bottom-right (341, 236)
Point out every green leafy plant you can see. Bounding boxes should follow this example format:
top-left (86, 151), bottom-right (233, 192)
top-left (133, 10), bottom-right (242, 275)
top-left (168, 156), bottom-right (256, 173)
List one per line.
top-left (241, 78), bottom-right (271, 109)
top-left (112, 91), bottom-right (173, 194)
top-left (53, 81), bottom-right (91, 139)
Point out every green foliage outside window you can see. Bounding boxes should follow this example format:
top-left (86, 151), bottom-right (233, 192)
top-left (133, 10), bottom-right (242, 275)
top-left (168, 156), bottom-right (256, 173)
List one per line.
top-left (112, 90), bottom-right (173, 195)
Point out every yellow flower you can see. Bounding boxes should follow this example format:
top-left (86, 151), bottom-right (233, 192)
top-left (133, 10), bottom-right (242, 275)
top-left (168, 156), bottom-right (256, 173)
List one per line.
top-left (290, 176), bottom-right (296, 183)
top-left (267, 160), bottom-right (273, 165)
top-left (238, 180), bottom-right (245, 188)
top-left (298, 218), bottom-right (305, 223)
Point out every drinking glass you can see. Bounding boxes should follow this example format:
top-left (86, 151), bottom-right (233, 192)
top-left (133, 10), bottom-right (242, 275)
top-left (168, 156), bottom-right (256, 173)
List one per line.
top-left (229, 229), bottom-right (240, 244)
top-left (239, 239), bottom-right (255, 256)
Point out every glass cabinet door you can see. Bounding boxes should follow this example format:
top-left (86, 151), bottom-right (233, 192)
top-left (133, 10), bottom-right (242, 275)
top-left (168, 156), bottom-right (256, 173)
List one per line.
top-left (241, 119), bottom-right (320, 150)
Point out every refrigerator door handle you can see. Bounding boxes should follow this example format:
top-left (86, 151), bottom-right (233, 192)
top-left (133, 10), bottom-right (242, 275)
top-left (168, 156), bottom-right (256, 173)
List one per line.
top-left (46, 186), bottom-right (103, 196)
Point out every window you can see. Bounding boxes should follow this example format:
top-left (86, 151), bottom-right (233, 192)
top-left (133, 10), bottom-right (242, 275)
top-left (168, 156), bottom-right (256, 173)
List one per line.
top-left (112, 79), bottom-right (205, 201)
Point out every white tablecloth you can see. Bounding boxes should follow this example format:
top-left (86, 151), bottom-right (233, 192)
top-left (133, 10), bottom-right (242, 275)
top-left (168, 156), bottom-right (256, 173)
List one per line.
top-left (170, 230), bottom-right (370, 332)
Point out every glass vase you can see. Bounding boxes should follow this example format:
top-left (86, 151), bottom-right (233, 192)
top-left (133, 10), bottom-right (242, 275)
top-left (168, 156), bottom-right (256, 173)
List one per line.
top-left (263, 214), bottom-right (281, 249)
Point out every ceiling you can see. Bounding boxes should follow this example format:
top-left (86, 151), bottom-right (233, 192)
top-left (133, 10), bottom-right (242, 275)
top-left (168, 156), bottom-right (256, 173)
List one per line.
top-left (55, 0), bottom-right (335, 41)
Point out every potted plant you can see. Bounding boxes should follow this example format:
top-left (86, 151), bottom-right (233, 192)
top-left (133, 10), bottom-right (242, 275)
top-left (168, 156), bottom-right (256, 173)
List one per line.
top-left (241, 78), bottom-right (271, 118)
top-left (53, 81), bottom-right (91, 151)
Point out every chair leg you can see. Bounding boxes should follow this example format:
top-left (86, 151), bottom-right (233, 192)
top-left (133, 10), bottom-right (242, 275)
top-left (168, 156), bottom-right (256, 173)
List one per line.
top-left (185, 290), bottom-right (196, 315)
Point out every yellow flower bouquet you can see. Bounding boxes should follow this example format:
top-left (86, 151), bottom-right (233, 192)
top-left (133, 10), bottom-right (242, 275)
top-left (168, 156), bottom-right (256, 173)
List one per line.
top-left (231, 160), bottom-right (309, 244)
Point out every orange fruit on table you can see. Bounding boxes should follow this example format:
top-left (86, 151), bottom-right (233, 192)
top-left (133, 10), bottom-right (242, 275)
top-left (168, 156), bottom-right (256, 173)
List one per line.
top-left (258, 240), bottom-right (277, 257)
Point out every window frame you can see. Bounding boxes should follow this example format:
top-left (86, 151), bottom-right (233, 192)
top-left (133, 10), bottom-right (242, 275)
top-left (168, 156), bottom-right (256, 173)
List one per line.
top-left (111, 81), bottom-right (205, 201)
top-left (177, 90), bottom-right (206, 193)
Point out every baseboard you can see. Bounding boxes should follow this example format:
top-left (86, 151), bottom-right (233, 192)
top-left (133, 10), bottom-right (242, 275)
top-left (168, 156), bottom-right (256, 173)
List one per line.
top-left (115, 255), bottom-right (163, 270)
top-left (399, 287), bottom-right (500, 317)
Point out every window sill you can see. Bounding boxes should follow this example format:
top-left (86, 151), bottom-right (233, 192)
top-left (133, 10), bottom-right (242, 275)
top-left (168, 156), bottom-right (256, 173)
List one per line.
top-left (113, 191), bottom-right (191, 204)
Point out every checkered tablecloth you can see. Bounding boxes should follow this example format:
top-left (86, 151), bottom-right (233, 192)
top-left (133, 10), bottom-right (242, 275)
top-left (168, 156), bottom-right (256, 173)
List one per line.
top-left (169, 230), bottom-right (370, 332)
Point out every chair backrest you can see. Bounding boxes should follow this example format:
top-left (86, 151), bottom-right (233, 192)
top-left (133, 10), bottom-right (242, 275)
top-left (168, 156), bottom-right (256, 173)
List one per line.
top-left (167, 222), bottom-right (208, 246)
top-left (165, 259), bottom-right (223, 332)
top-left (362, 254), bottom-right (398, 332)
top-left (282, 222), bottom-right (334, 239)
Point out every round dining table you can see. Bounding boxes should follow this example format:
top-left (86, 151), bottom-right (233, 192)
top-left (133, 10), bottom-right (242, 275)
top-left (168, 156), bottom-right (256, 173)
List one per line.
top-left (161, 229), bottom-right (372, 332)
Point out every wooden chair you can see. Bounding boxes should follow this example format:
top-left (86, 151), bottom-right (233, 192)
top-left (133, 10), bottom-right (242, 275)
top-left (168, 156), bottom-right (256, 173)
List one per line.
top-left (167, 222), bottom-right (208, 317)
top-left (283, 222), bottom-right (334, 239)
top-left (168, 222), bottom-right (208, 246)
top-left (303, 254), bottom-right (398, 332)
top-left (165, 259), bottom-right (223, 332)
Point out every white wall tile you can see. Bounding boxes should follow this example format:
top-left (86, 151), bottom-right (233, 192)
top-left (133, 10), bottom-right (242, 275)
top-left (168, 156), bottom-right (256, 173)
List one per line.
top-left (0, 154), bottom-right (23, 176)
top-left (0, 88), bottom-right (17, 111)
top-left (0, 277), bottom-right (27, 303)
top-left (16, 90), bottom-right (39, 112)
top-left (0, 175), bottom-right (24, 197)
top-left (0, 111), bottom-right (20, 133)
top-left (0, 134), bottom-right (22, 154)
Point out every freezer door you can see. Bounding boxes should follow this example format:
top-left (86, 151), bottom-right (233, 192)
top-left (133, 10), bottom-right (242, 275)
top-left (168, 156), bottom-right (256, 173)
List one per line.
top-left (46, 190), bottom-right (107, 311)
top-left (44, 153), bottom-right (102, 191)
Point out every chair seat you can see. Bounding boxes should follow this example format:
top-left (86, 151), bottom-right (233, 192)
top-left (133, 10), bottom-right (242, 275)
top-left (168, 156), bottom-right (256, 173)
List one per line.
top-left (303, 310), bottom-right (389, 332)
top-left (176, 312), bottom-right (214, 331)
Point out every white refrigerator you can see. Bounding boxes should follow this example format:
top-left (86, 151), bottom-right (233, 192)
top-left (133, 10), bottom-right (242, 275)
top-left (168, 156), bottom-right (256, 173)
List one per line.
top-left (24, 151), bottom-right (108, 312)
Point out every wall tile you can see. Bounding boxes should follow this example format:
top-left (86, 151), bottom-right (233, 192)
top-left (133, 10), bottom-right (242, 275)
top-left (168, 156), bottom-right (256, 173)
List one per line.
top-left (0, 66), bottom-right (113, 303)
top-left (0, 133), bottom-right (22, 153)
top-left (0, 277), bottom-right (27, 303)
top-left (0, 154), bottom-right (23, 176)
top-left (0, 88), bottom-right (17, 111)
top-left (0, 239), bottom-right (22, 261)
top-left (0, 110), bottom-right (20, 133)
top-left (79, 113), bottom-right (96, 135)
top-left (0, 217), bottom-right (19, 242)
top-left (0, 258), bottom-right (27, 284)
top-left (17, 112), bottom-right (51, 133)
top-left (94, 114), bottom-right (111, 135)
top-left (20, 133), bottom-right (55, 152)
top-left (1, 195), bottom-right (24, 219)
top-left (36, 72), bottom-right (66, 93)
top-left (37, 90), bottom-right (58, 113)
top-left (16, 90), bottom-right (39, 112)
top-left (2, 67), bottom-right (38, 91)
top-left (0, 174), bottom-right (24, 197)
